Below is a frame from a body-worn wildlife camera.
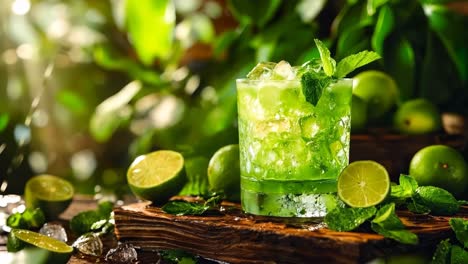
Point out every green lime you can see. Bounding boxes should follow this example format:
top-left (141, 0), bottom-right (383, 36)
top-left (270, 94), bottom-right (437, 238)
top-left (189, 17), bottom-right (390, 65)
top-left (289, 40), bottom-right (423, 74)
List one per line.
top-left (127, 150), bottom-right (186, 204)
top-left (208, 144), bottom-right (240, 201)
top-left (393, 98), bottom-right (441, 135)
top-left (352, 70), bottom-right (399, 120)
top-left (25, 175), bottom-right (74, 221)
top-left (409, 145), bottom-right (468, 197)
top-left (11, 229), bottom-right (72, 263)
top-left (337, 160), bottom-right (390, 208)
top-left (351, 94), bottom-right (368, 132)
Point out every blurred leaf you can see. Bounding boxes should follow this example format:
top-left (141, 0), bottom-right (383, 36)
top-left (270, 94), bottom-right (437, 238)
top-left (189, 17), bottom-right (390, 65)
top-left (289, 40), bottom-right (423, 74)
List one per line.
top-left (125, 0), bottom-right (175, 65)
top-left (333, 2), bottom-right (372, 37)
top-left (214, 30), bottom-right (240, 56)
top-left (0, 113), bottom-right (9, 132)
top-left (384, 36), bottom-right (415, 101)
top-left (367, 0), bottom-right (390, 16)
top-left (296, 0), bottom-right (327, 23)
top-left (56, 90), bottom-right (88, 115)
top-left (94, 44), bottom-right (163, 86)
top-left (424, 4), bottom-right (468, 82)
top-left (336, 23), bottom-right (373, 59)
top-left (420, 32), bottom-right (462, 105)
top-left (419, 0), bottom-right (461, 4)
top-left (90, 81), bottom-right (141, 142)
top-left (371, 5), bottom-right (394, 56)
top-left (227, 0), bottom-right (282, 27)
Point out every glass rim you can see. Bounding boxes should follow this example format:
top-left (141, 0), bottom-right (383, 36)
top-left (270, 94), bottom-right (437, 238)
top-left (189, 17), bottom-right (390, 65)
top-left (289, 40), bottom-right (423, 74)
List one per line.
top-left (236, 77), bottom-right (353, 83)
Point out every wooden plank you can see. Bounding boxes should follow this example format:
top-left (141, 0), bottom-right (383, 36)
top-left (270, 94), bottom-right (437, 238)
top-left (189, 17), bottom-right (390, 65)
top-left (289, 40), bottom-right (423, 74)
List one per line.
top-left (114, 202), bottom-right (468, 264)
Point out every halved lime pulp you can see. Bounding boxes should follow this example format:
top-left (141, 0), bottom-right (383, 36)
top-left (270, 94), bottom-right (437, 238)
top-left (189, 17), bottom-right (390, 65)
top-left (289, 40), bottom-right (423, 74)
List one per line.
top-left (337, 160), bottom-right (390, 208)
top-left (24, 175), bottom-right (74, 220)
top-left (127, 150), bottom-right (186, 203)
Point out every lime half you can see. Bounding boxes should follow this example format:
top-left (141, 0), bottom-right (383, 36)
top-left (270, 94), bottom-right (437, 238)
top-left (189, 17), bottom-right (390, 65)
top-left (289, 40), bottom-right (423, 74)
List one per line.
top-left (24, 175), bottom-right (74, 220)
top-left (337, 161), bottom-right (390, 208)
top-left (127, 150), bottom-right (186, 204)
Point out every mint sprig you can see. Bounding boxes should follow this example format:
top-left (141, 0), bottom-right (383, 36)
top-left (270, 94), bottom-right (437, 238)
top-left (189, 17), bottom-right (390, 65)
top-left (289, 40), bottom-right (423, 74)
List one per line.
top-left (301, 39), bottom-right (380, 106)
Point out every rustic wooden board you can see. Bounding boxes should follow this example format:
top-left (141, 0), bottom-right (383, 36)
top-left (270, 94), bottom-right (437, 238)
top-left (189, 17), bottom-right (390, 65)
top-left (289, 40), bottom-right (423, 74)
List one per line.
top-left (114, 202), bottom-right (468, 264)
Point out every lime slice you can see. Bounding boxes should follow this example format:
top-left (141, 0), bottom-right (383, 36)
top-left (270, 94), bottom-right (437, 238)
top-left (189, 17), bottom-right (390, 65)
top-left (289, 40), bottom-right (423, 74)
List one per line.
top-left (25, 175), bottom-right (74, 220)
top-left (337, 160), bottom-right (390, 208)
top-left (208, 144), bottom-right (240, 201)
top-left (11, 229), bottom-right (73, 254)
top-left (127, 150), bottom-right (186, 204)
top-left (10, 229), bottom-right (72, 264)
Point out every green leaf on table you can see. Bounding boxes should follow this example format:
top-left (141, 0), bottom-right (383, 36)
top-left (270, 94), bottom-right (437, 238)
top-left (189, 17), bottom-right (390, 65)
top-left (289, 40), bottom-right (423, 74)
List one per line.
top-left (325, 206), bottom-right (376, 231)
top-left (391, 174), bottom-right (418, 199)
top-left (162, 201), bottom-right (210, 216)
top-left (21, 208), bottom-right (45, 229)
top-left (125, 0), bottom-right (175, 65)
top-left (451, 245), bottom-right (468, 264)
top-left (179, 156), bottom-right (210, 196)
top-left (371, 5), bottom-right (394, 56)
top-left (371, 203), bottom-right (419, 245)
top-left (300, 71), bottom-right (332, 106)
top-left (407, 198), bottom-right (431, 214)
top-left (335, 50), bottom-right (381, 78)
top-left (227, 0), bottom-right (281, 27)
top-left (450, 218), bottom-right (468, 248)
top-left (160, 249), bottom-right (197, 264)
top-left (70, 210), bottom-right (108, 235)
top-left (314, 39), bottom-right (336, 76)
top-left (432, 239), bottom-right (452, 264)
top-left (413, 186), bottom-right (459, 216)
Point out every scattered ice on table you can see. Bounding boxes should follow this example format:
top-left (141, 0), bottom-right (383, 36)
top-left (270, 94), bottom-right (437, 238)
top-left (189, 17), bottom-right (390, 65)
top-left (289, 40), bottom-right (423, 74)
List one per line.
top-left (105, 243), bottom-right (138, 263)
top-left (72, 233), bottom-right (103, 256)
top-left (39, 223), bottom-right (68, 242)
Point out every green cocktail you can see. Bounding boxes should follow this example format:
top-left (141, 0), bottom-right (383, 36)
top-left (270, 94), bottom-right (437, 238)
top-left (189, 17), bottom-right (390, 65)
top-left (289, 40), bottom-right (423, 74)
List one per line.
top-left (237, 61), bottom-right (353, 217)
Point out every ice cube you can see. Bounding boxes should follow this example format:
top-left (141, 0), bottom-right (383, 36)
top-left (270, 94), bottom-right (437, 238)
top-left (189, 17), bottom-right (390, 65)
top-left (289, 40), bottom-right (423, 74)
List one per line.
top-left (272, 61), bottom-right (295, 80)
top-left (105, 243), bottom-right (138, 263)
top-left (73, 233), bottom-right (103, 257)
top-left (246, 62), bottom-right (276, 80)
top-left (39, 223), bottom-right (68, 242)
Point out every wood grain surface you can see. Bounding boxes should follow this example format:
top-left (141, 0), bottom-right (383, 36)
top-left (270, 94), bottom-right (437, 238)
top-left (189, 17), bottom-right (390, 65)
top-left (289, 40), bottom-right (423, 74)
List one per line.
top-left (114, 201), bottom-right (468, 264)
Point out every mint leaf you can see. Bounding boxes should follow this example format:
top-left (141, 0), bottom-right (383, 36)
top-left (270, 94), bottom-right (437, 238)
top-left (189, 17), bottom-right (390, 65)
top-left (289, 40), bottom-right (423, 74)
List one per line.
top-left (371, 223), bottom-right (419, 245)
top-left (325, 206), bottom-right (376, 231)
top-left (371, 203), bottom-right (419, 245)
top-left (335, 51), bottom-right (381, 78)
top-left (451, 245), bottom-right (468, 264)
top-left (162, 201), bottom-right (210, 216)
top-left (314, 39), bottom-right (336, 76)
top-left (391, 174), bottom-right (418, 199)
top-left (413, 186), bottom-right (459, 216)
top-left (407, 198), bottom-right (431, 214)
top-left (300, 72), bottom-right (332, 106)
top-left (432, 239), bottom-right (451, 264)
top-left (450, 218), bottom-right (468, 248)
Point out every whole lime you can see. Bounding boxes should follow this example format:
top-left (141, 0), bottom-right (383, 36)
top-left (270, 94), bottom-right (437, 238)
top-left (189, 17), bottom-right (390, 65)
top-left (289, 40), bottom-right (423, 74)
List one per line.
top-left (351, 95), bottom-right (367, 132)
top-left (208, 144), bottom-right (240, 201)
top-left (393, 98), bottom-right (441, 135)
top-left (409, 145), bottom-right (468, 197)
top-left (352, 70), bottom-right (399, 120)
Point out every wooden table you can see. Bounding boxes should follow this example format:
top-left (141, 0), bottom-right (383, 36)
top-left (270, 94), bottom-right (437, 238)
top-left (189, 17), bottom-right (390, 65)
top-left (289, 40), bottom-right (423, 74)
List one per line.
top-left (2, 196), bottom-right (468, 263)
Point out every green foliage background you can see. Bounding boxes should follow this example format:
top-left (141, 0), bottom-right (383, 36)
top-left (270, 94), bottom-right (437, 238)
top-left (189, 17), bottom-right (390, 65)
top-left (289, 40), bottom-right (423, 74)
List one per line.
top-left (0, 0), bottom-right (466, 195)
